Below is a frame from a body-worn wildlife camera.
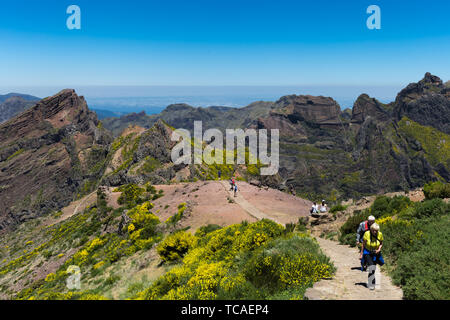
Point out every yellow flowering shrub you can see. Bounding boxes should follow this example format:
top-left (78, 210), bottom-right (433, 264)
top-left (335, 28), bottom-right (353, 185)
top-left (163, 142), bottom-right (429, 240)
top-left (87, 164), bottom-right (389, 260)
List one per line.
top-left (45, 273), bottom-right (56, 282)
top-left (137, 220), bottom-right (333, 300)
top-left (279, 254), bottom-right (332, 286)
top-left (128, 201), bottom-right (159, 231)
top-left (157, 231), bottom-right (195, 262)
top-left (93, 261), bottom-right (105, 270)
top-left (87, 238), bottom-right (106, 252)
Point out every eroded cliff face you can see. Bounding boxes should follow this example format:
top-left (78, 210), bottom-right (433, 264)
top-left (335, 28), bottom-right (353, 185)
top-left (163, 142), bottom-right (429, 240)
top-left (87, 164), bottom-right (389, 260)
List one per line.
top-left (253, 74), bottom-right (449, 200)
top-left (272, 95), bottom-right (342, 126)
top-left (393, 72), bottom-right (450, 134)
top-left (351, 94), bottom-right (390, 124)
top-left (0, 90), bottom-right (111, 231)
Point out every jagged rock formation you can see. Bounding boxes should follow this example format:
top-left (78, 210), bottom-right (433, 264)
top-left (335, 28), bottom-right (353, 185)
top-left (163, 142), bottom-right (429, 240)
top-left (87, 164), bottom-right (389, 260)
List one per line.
top-left (101, 120), bottom-right (184, 186)
top-left (351, 94), bottom-right (390, 124)
top-left (100, 119), bottom-right (261, 187)
top-left (0, 89), bottom-right (111, 231)
top-left (393, 72), bottom-right (450, 134)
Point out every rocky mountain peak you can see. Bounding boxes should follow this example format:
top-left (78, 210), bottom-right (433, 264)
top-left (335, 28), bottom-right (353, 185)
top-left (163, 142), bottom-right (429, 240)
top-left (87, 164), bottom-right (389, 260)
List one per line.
top-left (165, 103), bottom-right (194, 112)
top-left (273, 94), bottom-right (341, 126)
top-left (351, 94), bottom-right (389, 124)
top-left (393, 73), bottom-right (450, 134)
top-left (396, 73), bottom-right (444, 100)
top-left (0, 89), bottom-right (111, 231)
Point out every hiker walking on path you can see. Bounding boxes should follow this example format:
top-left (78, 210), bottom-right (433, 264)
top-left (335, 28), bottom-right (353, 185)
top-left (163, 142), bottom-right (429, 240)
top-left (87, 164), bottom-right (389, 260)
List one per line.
top-left (356, 215), bottom-right (376, 246)
top-left (234, 183), bottom-right (238, 197)
top-left (230, 177), bottom-right (235, 191)
top-left (218, 169), bottom-right (222, 180)
top-left (360, 223), bottom-right (384, 290)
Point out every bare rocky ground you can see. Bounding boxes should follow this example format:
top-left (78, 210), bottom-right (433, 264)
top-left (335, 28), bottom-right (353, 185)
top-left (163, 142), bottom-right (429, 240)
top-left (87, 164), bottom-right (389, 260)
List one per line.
top-left (151, 180), bottom-right (312, 231)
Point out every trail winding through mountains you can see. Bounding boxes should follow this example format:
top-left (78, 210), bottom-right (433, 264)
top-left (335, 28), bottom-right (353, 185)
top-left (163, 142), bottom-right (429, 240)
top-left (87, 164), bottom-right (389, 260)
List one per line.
top-left (220, 181), bottom-right (403, 300)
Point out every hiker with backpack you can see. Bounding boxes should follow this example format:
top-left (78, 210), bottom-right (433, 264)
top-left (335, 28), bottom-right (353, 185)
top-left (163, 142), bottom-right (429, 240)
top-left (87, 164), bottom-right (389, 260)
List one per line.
top-left (356, 215), bottom-right (375, 246)
top-left (360, 223), bottom-right (384, 290)
top-left (229, 177), bottom-right (235, 191)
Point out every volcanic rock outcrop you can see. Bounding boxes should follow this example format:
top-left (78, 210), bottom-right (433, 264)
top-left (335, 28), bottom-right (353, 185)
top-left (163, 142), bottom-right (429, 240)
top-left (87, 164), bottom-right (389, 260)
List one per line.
top-left (393, 72), bottom-right (450, 134)
top-left (0, 89), bottom-right (111, 230)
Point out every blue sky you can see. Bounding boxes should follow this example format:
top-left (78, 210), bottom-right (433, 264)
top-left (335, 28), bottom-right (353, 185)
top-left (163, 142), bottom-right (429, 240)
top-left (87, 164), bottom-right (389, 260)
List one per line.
top-left (0, 0), bottom-right (449, 88)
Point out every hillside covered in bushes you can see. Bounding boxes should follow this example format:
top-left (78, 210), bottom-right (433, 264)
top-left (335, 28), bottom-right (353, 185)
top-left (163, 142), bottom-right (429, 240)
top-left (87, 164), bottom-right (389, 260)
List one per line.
top-left (1, 182), bottom-right (333, 300)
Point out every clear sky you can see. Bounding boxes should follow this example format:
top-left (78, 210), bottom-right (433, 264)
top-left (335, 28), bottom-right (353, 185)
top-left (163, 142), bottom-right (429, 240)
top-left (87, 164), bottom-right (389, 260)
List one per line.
top-left (0, 0), bottom-right (449, 87)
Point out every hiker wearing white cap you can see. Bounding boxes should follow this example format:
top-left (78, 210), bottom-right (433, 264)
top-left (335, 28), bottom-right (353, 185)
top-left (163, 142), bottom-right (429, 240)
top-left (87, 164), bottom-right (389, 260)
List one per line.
top-left (356, 215), bottom-right (376, 246)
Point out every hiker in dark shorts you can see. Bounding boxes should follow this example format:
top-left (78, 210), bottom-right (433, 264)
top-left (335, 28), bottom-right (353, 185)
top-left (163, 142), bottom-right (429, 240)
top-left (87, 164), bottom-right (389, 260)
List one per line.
top-left (234, 183), bottom-right (238, 197)
top-left (360, 223), bottom-right (384, 290)
top-left (218, 169), bottom-right (222, 180)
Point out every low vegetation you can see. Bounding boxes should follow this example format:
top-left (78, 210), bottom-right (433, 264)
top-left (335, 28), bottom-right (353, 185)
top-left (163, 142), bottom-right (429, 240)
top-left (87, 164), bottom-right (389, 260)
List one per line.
top-left (1, 182), bottom-right (334, 301)
top-left (423, 181), bottom-right (450, 200)
top-left (136, 219), bottom-right (334, 300)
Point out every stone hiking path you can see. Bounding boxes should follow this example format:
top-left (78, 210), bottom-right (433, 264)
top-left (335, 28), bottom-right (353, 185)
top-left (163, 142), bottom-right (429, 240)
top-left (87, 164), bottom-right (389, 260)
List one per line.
top-left (221, 181), bottom-right (403, 300)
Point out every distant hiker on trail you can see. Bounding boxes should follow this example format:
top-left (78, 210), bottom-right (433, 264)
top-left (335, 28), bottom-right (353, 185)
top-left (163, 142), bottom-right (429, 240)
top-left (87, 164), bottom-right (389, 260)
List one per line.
top-left (234, 184), bottom-right (238, 197)
top-left (360, 223), bottom-right (384, 290)
top-left (230, 177), bottom-right (235, 191)
top-left (310, 202), bottom-right (319, 215)
top-left (356, 215), bottom-right (376, 246)
top-left (218, 170), bottom-right (222, 179)
top-left (319, 200), bottom-right (327, 213)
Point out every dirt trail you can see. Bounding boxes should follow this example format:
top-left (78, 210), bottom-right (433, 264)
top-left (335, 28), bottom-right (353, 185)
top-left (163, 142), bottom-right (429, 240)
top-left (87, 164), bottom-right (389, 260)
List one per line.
top-left (305, 237), bottom-right (403, 300)
top-left (222, 181), bottom-right (403, 300)
top-left (220, 181), bottom-right (284, 224)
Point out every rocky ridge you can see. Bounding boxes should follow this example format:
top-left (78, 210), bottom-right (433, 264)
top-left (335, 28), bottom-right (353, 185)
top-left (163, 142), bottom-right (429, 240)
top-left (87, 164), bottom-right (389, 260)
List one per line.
top-left (0, 89), bottom-right (111, 230)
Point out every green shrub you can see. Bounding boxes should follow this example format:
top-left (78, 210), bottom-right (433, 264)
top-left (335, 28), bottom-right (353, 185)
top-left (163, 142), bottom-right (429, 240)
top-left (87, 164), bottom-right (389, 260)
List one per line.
top-left (423, 181), bottom-right (450, 200)
top-left (329, 204), bottom-right (347, 214)
top-left (385, 215), bottom-right (450, 299)
top-left (338, 211), bottom-right (366, 246)
top-left (165, 203), bottom-right (187, 226)
top-left (295, 217), bottom-right (308, 232)
top-left (371, 195), bottom-right (411, 218)
top-left (405, 199), bottom-right (449, 220)
top-left (117, 184), bottom-right (145, 207)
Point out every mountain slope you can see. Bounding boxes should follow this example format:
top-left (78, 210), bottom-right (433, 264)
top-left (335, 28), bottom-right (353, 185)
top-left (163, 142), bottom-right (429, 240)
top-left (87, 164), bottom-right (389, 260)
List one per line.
top-left (0, 94), bottom-right (40, 123)
top-left (0, 89), bottom-right (111, 231)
